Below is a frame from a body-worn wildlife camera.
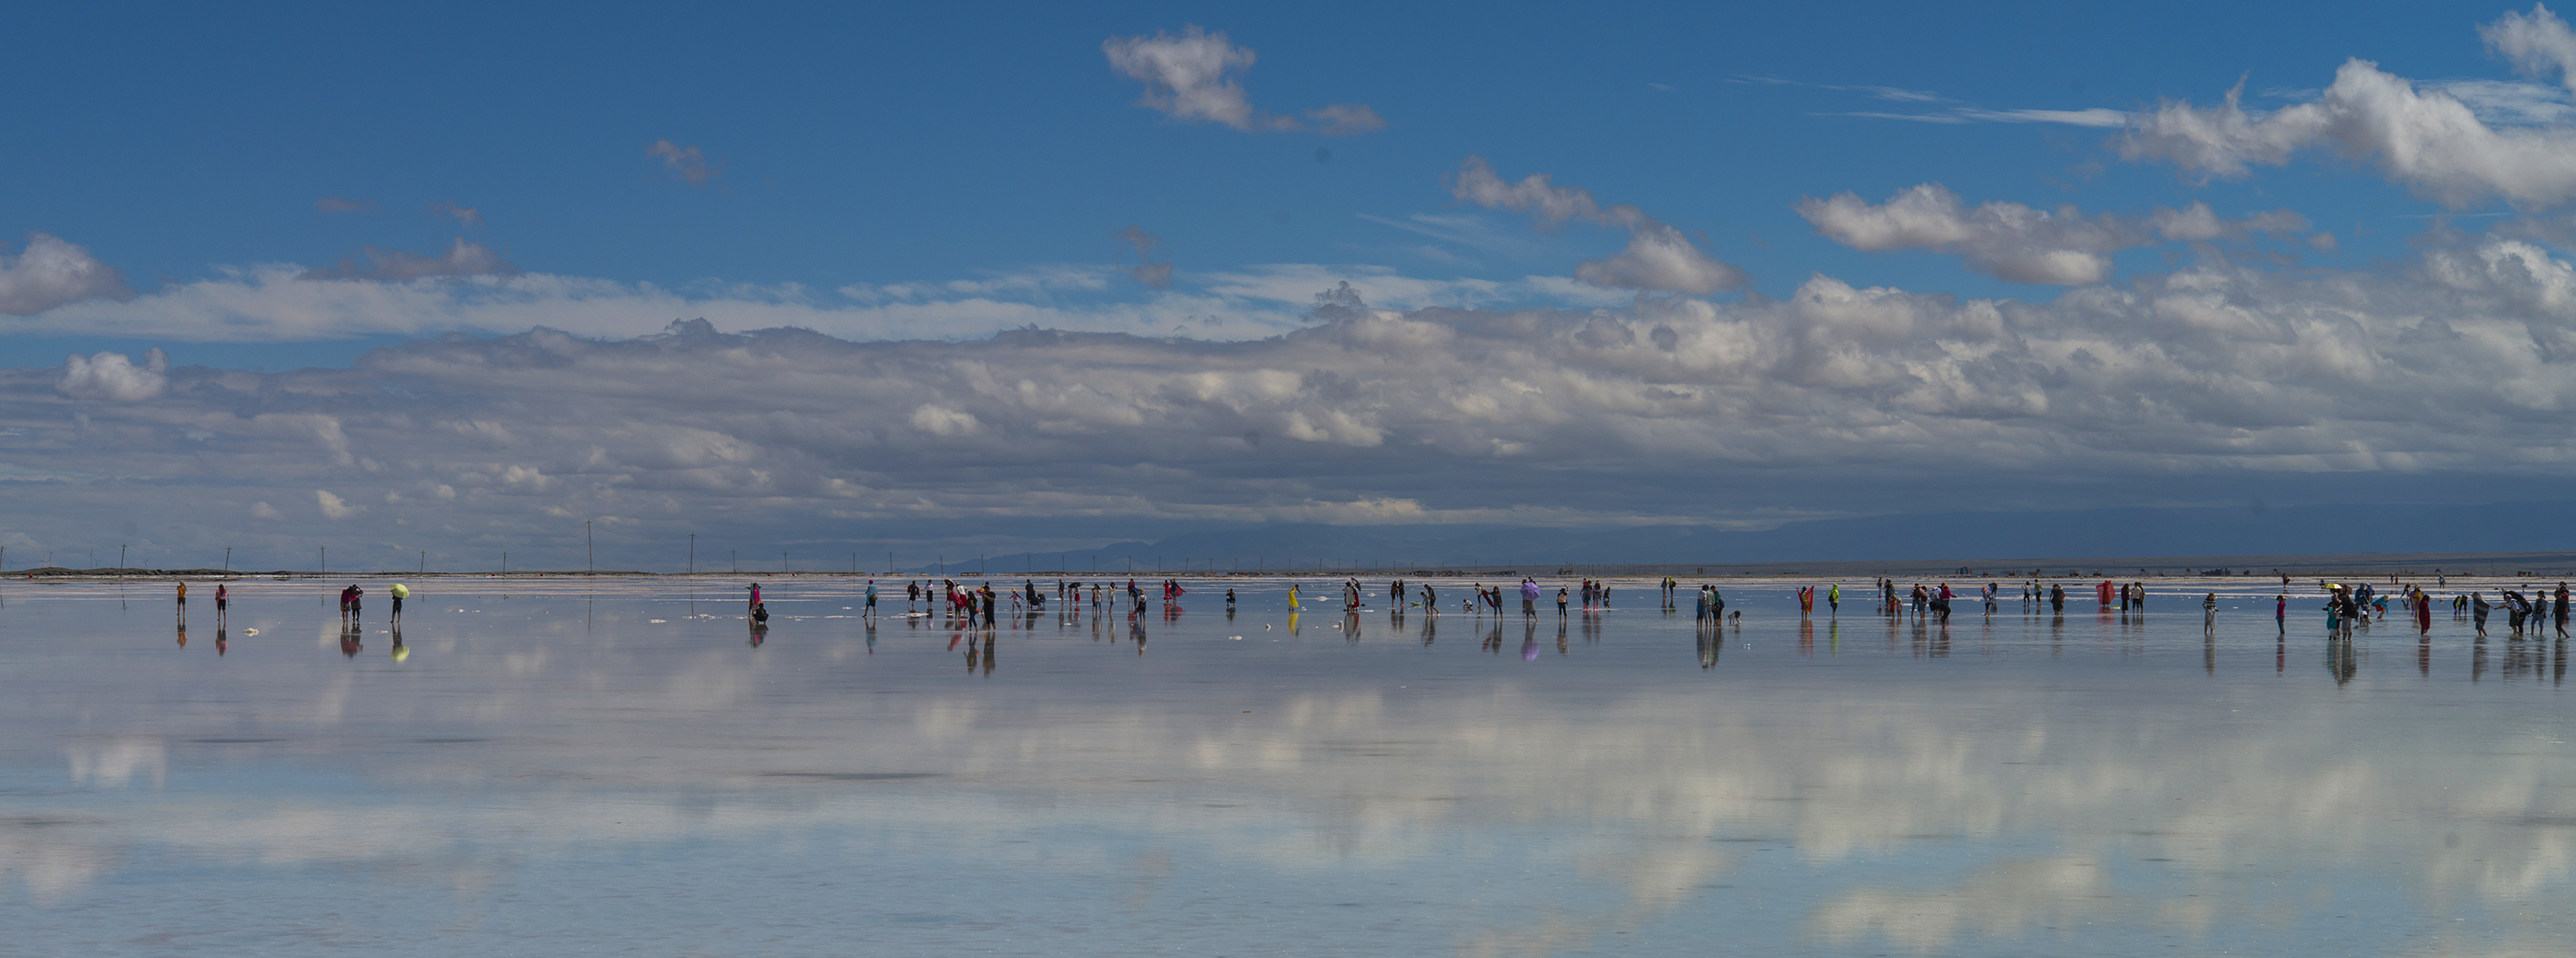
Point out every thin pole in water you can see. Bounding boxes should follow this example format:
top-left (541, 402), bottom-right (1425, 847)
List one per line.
top-left (586, 520), bottom-right (593, 574)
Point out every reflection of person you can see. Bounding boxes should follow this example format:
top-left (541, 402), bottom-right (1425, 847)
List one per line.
top-left (390, 628), bottom-right (409, 662)
top-left (339, 622), bottom-right (364, 658)
top-left (215, 628), bottom-right (227, 656)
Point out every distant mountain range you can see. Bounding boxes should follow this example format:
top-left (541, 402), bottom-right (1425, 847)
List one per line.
top-left (907, 501), bottom-right (2576, 576)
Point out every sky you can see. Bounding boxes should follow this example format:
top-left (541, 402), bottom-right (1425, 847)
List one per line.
top-left (7, 1), bottom-right (2576, 572)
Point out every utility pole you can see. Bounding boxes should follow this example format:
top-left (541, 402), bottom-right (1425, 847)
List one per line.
top-left (586, 520), bottom-right (593, 574)
top-left (119, 544), bottom-right (126, 571)
top-left (732, 550), bottom-right (737, 573)
top-left (502, 551), bottom-right (507, 574)
top-left (420, 550), bottom-right (426, 574)
top-left (689, 534), bottom-right (695, 574)
top-left (320, 546), bottom-right (326, 577)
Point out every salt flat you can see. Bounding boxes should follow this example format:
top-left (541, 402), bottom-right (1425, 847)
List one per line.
top-left (2, 576), bottom-right (2570, 956)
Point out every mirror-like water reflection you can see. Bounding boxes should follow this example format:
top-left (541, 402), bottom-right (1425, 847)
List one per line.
top-left (4, 575), bottom-right (2573, 955)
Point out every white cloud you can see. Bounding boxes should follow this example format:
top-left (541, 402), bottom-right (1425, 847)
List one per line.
top-left (2483, 3), bottom-right (2576, 91)
top-left (0, 232), bottom-right (130, 316)
top-left (1797, 183), bottom-right (2309, 285)
top-left (1840, 107), bottom-right (2128, 126)
top-left (647, 139), bottom-right (721, 186)
top-left (297, 238), bottom-right (517, 282)
top-left (251, 501), bottom-right (282, 520)
top-left (6, 258), bottom-right (1641, 346)
top-left (909, 404), bottom-right (981, 436)
top-left (12, 225), bottom-right (2576, 563)
top-left (315, 490), bottom-right (360, 519)
top-left (1451, 157), bottom-right (1749, 294)
top-left (2123, 10), bottom-right (2576, 210)
top-left (56, 348), bottom-right (168, 401)
top-left (1102, 25), bottom-right (1382, 135)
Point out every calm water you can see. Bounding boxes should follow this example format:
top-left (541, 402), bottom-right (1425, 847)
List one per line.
top-left (3, 576), bottom-right (2573, 956)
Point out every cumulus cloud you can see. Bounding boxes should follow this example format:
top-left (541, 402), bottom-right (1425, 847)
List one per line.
top-left (646, 139), bottom-right (722, 186)
top-left (11, 224), bottom-right (2576, 564)
top-left (2123, 9), bottom-right (2576, 208)
top-left (313, 196), bottom-right (377, 214)
top-left (0, 232), bottom-right (131, 316)
top-left (56, 348), bottom-right (168, 401)
top-left (1113, 226), bottom-right (1174, 289)
top-left (1102, 26), bottom-right (1383, 135)
top-left (1797, 183), bottom-right (2309, 284)
top-left (298, 237), bottom-right (517, 282)
top-left (2484, 3), bottom-right (2576, 91)
top-left (1451, 157), bottom-right (1749, 294)
top-left (315, 489), bottom-right (360, 519)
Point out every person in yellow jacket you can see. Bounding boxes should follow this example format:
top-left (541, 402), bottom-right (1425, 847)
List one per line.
top-left (1827, 583), bottom-right (1840, 617)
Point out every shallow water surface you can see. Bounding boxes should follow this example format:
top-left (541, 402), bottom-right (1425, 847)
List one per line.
top-left (3, 576), bottom-right (2573, 956)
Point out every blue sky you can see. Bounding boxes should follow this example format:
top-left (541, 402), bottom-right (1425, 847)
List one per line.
top-left (7, 2), bottom-right (2576, 570)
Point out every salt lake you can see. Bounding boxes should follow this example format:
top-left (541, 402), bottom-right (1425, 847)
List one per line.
top-left (3, 575), bottom-right (2571, 956)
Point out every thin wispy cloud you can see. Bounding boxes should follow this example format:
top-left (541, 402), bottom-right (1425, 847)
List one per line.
top-left (1740, 73), bottom-right (2125, 127)
top-left (428, 201), bottom-right (483, 228)
top-left (646, 139), bottom-right (723, 186)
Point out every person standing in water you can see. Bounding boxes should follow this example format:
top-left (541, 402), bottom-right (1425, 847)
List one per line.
top-left (1557, 585), bottom-right (1569, 618)
top-left (865, 579), bottom-right (879, 617)
top-left (2276, 593), bottom-right (2287, 632)
top-left (176, 581), bottom-right (187, 607)
top-left (389, 582), bottom-right (407, 622)
top-left (214, 583), bottom-right (228, 617)
top-left (2202, 592), bottom-right (2218, 634)
top-left (1827, 583), bottom-right (1839, 617)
